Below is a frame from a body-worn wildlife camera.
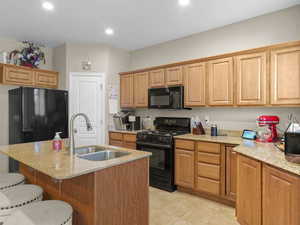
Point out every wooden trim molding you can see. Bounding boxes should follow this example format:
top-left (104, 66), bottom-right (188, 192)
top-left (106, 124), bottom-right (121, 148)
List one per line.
top-left (120, 40), bottom-right (300, 76)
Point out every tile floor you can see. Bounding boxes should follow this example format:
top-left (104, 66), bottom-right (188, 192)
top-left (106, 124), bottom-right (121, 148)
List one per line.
top-left (150, 188), bottom-right (239, 225)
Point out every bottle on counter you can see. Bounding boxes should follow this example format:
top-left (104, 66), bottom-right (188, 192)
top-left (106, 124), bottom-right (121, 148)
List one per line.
top-left (52, 132), bottom-right (63, 151)
top-left (211, 124), bottom-right (218, 136)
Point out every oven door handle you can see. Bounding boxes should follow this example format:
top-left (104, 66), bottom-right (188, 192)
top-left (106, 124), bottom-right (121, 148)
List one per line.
top-left (136, 142), bottom-right (172, 149)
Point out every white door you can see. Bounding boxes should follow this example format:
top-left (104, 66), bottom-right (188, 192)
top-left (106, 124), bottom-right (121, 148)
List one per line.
top-left (70, 73), bottom-right (105, 147)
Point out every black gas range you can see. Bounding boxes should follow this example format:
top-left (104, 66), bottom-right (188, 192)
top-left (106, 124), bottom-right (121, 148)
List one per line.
top-left (136, 117), bottom-right (191, 192)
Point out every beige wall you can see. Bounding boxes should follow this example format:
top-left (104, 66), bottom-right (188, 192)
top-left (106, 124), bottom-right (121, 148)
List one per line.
top-left (53, 43), bottom-right (130, 143)
top-left (0, 38), bottom-right (54, 172)
top-left (130, 5), bottom-right (300, 69)
top-left (130, 5), bottom-right (300, 131)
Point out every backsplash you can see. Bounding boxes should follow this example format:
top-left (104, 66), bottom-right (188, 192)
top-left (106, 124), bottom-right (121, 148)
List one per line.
top-left (135, 107), bottom-right (300, 134)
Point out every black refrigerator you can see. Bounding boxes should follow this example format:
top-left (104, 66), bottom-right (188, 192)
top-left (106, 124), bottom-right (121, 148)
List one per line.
top-left (9, 87), bottom-right (68, 172)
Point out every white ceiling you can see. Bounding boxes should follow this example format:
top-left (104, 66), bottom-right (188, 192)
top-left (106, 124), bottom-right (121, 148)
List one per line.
top-left (0, 0), bottom-right (299, 50)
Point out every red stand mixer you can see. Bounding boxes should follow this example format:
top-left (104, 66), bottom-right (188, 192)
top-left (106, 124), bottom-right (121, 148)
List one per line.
top-left (256, 115), bottom-right (280, 143)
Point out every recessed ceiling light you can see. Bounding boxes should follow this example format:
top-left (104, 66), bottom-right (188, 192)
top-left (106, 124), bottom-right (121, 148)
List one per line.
top-left (105, 28), bottom-right (114, 36)
top-left (178, 0), bottom-right (190, 7)
top-left (42, 1), bottom-right (54, 11)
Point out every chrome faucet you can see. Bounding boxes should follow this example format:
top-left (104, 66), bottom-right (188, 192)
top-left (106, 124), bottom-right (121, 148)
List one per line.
top-left (69, 113), bottom-right (93, 155)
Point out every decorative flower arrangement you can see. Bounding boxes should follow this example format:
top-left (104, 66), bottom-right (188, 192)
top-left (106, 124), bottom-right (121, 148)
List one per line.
top-left (9, 41), bottom-right (46, 68)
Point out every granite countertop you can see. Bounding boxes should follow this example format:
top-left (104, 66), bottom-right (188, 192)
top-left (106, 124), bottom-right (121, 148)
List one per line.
top-left (175, 134), bottom-right (243, 145)
top-left (175, 133), bottom-right (300, 176)
top-left (0, 141), bottom-right (151, 180)
top-left (234, 141), bottom-right (300, 176)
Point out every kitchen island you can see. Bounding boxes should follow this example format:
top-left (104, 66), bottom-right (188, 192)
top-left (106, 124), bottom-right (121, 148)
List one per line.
top-left (0, 141), bottom-right (151, 225)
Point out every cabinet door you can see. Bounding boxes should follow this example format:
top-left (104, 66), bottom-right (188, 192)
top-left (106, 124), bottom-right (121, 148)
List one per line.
top-left (263, 165), bottom-right (300, 225)
top-left (166, 66), bottom-right (183, 86)
top-left (236, 52), bottom-right (267, 105)
top-left (208, 57), bottom-right (234, 105)
top-left (184, 63), bottom-right (206, 106)
top-left (134, 72), bottom-right (149, 107)
top-left (175, 149), bottom-right (195, 188)
top-left (35, 70), bottom-right (58, 88)
top-left (225, 146), bottom-right (237, 201)
top-left (149, 69), bottom-right (165, 87)
top-left (3, 65), bottom-right (35, 86)
top-left (237, 154), bottom-right (262, 225)
top-left (120, 74), bottom-right (134, 108)
top-left (271, 46), bottom-right (300, 105)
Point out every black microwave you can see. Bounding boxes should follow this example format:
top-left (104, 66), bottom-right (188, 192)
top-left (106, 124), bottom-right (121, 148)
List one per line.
top-left (148, 86), bottom-right (184, 109)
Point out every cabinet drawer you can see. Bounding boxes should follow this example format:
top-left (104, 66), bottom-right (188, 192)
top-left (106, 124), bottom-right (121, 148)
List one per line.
top-left (198, 152), bottom-right (220, 165)
top-left (196, 176), bottom-right (220, 195)
top-left (197, 162), bottom-right (220, 180)
top-left (109, 132), bottom-right (123, 141)
top-left (175, 140), bottom-right (194, 151)
top-left (197, 142), bottom-right (220, 154)
top-left (123, 142), bottom-right (136, 150)
top-left (109, 140), bottom-right (124, 147)
top-left (123, 134), bottom-right (136, 143)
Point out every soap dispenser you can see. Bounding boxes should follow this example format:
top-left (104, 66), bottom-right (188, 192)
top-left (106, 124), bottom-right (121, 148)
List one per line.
top-left (53, 132), bottom-right (63, 151)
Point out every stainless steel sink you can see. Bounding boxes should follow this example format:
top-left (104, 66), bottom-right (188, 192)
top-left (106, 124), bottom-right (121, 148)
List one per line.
top-left (77, 149), bottom-right (130, 161)
top-left (74, 146), bottom-right (106, 155)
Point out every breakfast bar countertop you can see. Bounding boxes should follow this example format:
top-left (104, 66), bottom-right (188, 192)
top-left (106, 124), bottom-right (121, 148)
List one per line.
top-left (0, 141), bottom-right (151, 180)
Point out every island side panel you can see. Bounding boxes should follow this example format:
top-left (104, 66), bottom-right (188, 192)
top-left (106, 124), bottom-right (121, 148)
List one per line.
top-left (19, 163), bottom-right (96, 225)
top-left (95, 158), bottom-right (149, 225)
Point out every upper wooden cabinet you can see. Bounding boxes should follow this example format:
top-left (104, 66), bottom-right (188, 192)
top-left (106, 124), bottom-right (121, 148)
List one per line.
top-left (134, 72), bottom-right (149, 107)
top-left (235, 52), bottom-right (267, 105)
top-left (165, 66), bottom-right (183, 86)
top-left (237, 155), bottom-right (262, 225)
top-left (270, 46), bottom-right (300, 105)
top-left (120, 74), bottom-right (134, 108)
top-left (35, 70), bottom-right (58, 89)
top-left (184, 63), bottom-right (206, 107)
top-left (208, 57), bottom-right (234, 106)
top-left (149, 69), bottom-right (165, 88)
top-left (0, 64), bottom-right (58, 88)
top-left (263, 165), bottom-right (300, 225)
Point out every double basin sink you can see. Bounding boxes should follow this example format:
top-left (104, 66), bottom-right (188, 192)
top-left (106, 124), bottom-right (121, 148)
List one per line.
top-left (74, 146), bottom-right (131, 162)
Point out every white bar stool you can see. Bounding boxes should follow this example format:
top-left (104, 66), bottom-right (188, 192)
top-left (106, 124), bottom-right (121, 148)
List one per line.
top-left (0, 184), bottom-right (43, 223)
top-left (4, 200), bottom-right (73, 225)
top-left (0, 173), bottom-right (25, 191)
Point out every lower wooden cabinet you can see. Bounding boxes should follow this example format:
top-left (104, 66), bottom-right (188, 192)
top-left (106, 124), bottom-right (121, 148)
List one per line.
top-left (175, 149), bottom-right (195, 189)
top-left (263, 164), bottom-right (300, 225)
top-left (237, 154), bottom-right (262, 225)
top-left (175, 139), bottom-right (236, 206)
top-left (109, 132), bottom-right (136, 150)
top-left (237, 154), bottom-right (300, 225)
top-left (225, 146), bottom-right (237, 201)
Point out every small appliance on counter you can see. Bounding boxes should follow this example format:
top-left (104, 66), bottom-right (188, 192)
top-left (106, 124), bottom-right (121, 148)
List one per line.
top-left (284, 119), bottom-right (300, 163)
top-left (113, 111), bottom-right (141, 131)
top-left (256, 115), bottom-right (280, 143)
top-left (128, 115), bottom-right (141, 131)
